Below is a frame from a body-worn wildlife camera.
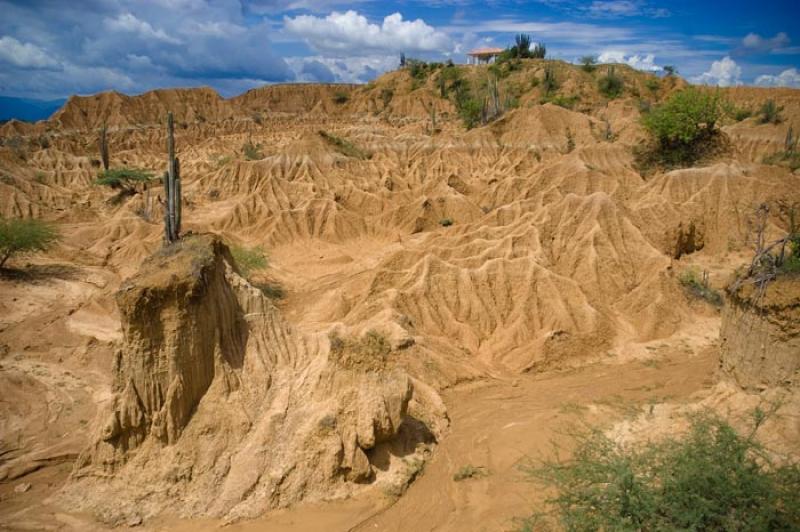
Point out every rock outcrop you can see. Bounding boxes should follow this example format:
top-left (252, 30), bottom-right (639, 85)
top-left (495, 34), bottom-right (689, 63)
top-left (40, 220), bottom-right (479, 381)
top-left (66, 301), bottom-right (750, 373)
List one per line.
top-left (67, 235), bottom-right (443, 523)
top-left (719, 276), bottom-right (800, 390)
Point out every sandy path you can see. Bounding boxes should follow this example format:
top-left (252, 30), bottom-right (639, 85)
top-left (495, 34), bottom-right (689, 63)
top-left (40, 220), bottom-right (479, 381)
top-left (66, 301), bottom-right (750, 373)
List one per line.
top-left (155, 347), bottom-right (715, 532)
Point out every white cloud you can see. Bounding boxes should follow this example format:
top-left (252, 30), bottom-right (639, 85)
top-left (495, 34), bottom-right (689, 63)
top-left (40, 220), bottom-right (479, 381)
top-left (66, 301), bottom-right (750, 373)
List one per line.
top-left (741, 32), bottom-right (790, 52)
top-left (285, 10), bottom-right (452, 55)
top-left (589, 1), bottom-right (641, 16)
top-left (597, 50), bottom-right (661, 72)
top-left (690, 56), bottom-right (741, 87)
top-left (755, 68), bottom-right (800, 88)
top-left (287, 55), bottom-right (397, 83)
top-left (586, 1), bottom-right (669, 18)
top-left (0, 36), bottom-right (59, 69)
top-left (105, 13), bottom-right (182, 45)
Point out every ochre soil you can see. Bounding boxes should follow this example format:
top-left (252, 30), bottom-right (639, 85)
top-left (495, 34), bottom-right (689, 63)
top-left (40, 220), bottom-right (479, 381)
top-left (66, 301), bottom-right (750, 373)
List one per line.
top-left (1, 62), bottom-right (799, 529)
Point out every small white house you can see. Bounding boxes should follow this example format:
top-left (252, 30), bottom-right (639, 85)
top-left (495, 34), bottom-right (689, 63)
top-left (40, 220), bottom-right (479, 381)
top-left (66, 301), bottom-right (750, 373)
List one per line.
top-left (467, 47), bottom-right (504, 65)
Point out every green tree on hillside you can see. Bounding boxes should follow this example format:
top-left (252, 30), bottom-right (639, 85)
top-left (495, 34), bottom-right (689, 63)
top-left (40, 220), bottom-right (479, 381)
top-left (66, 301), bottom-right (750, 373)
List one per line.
top-left (0, 217), bottom-right (60, 269)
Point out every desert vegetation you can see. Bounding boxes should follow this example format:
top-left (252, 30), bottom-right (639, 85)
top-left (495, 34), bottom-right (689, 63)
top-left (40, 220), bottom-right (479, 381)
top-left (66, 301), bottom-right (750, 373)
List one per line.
top-left (520, 412), bottom-right (800, 531)
top-left (498, 34), bottom-right (546, 62)
top-left (0, 217), bottom-right (59, 270)
top-left (453, 464), bottom-right (487, 481)
top-left (679, 267), bottom-right (723, 306)
top-left (759, 99), bottom-right (784, 124)
top-left (637, 87), bottom-right (725, 170)
top-left (318, 130), bottom-right (371, 159)
top-left (579, 55), bottom-right (597, 73)
top-left (230, 244), bottom-right (268, 277)
top-left (1, 51), bottom-right (799, 532)
top-left (597, 66), bottom-right (624, 98)
top-left (242, 140), bottom-right (264, 160)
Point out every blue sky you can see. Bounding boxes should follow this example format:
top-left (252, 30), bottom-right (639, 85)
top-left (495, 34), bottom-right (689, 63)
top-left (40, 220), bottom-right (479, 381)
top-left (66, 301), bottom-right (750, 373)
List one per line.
top-left (0, 0), bottom-right (798, 99)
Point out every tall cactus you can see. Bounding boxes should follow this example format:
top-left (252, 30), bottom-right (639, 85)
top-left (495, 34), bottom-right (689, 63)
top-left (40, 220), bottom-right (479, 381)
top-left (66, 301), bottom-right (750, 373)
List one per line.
top-left (99, 123), bottom-right (109, 171)
top-left (164, 112), bottom-right (182, 243)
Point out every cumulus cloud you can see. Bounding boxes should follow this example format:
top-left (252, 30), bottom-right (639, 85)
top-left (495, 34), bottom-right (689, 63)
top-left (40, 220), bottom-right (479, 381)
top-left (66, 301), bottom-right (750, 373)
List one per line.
top-left (287, 55), bottom-right (397, 84)
top-left (299, 60), bottom-right (336, 82)
top-left (0, 36), bottom-right (59, 69)
top-left (105, 13), bottom-right (182, 44)
top-left (597, 50), bottom-right (661, 71)
top-left (690, 56), bottom-right (741, 87)
top-left (741, 32), bottom-right (790, 53)
top-left (285, 10), bottom-right (452, 56)
top-left (755, 68), bottom-right (800, 88)
top-left (0, 1), bottom-right (294, 98)
top-left (586, 1), bottom-right (669, 18)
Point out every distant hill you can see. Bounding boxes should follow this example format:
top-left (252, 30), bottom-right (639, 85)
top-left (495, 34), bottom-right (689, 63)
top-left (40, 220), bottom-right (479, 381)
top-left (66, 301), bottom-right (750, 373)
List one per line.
top-left (0, 96), bottom-right (66, 122)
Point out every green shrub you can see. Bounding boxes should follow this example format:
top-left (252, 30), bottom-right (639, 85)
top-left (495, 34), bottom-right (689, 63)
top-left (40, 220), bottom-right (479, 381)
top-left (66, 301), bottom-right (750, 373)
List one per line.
top-left (679, 267), bottom-right (723, 306)
top-left (565, 128), bottom-right (575, 153)
top-left (781, 232), bottom-right (800, 274)
top-left (254, 281), bottom-right (285, 300)
top-left (729, 105), bottom-right (753, 121)
top-left (521, 412), bottom-right (800, 531)
top-left (759, 99), bottom-right (783, 124)
top-left (579, 55), bottom-right (597, 73)
top-left (598, 66), bottom-right (624, 99)
top-left (380, 88), bottom-right (394, 108)
top-left (407, 58), bottom-right (430, 82)
top-left (639, 88), bottom-right (723, 168)
top-left (94, 167), bottom-right (153, 189)
top-left (645, 78), bottom-right (660, 92)
top-left (231, 245), bottom-right (268, 277)
top-left (763, 150), bottom-right (800, 172)
top-left (328, 329), bottom-right (392, 370)
top-left (439, 218), bottom-right (453, 227)
top-left (457, 98), bottom-right (483, 130)
top-left (0, 217), bottom-right (60, 269)
top-left (332, 91), bottom-right (349, 104)
top-left (542, 66), bottom-right (558, 96)
top-left (318, 130), bottom-right (371, 159)
top-left (663, 65), bottom-right (677, 76)
top-left (541, 94), bottom-right (579, 109)
top-left (453, 464), bottom-right (487, 481)
top-left (243, 141), bottom-right (263, 160)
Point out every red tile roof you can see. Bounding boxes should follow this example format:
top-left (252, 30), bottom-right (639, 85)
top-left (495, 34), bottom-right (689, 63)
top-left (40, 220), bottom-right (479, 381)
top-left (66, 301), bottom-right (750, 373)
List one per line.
top-left (467, 47), bottom-right (504, 56)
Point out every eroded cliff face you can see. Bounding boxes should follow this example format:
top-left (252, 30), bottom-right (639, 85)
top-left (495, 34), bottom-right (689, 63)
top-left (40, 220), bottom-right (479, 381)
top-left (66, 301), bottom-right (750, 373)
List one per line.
top-left (720, 277), bottom-right (800, 390)
top-left (67, 235), bottom-right (445, 523)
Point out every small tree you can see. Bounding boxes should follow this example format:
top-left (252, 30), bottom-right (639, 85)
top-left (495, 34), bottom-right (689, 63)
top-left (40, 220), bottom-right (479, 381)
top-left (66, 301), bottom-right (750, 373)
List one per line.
top-left (579, 55), bottom-right (597, 72)
top-left (95, 168), bottom-right (153, 195)
top-left (663, 65), bottom-right (677, 76)
top-left (640, 88), bottom-right (723, 168)
top-left (643, 88), bottom-right (721, 146)
top-left (0, 217), bottom-right (59, 269)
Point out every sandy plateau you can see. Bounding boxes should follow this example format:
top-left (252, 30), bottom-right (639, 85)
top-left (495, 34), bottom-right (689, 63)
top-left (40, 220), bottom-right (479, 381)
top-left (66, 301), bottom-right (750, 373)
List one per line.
top-left (0, 61), bottom-right (799, 530)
